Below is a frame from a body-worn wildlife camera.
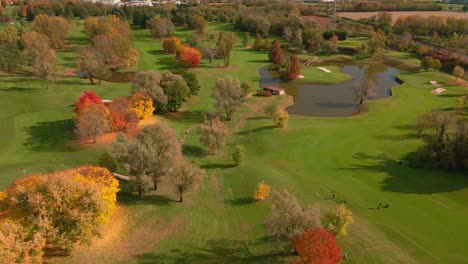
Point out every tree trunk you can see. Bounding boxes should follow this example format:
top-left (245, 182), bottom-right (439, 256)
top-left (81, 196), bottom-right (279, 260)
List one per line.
top-left (179, 193), bottom-right (183, 203)
top-left (138, 187), bottom-right (144, 198)
top-left (89, 77), bottom-right (94, 85)
top-left (153, 177), bottom-right (158, 190)
top-left (93, 135), bottom-right (97, 143)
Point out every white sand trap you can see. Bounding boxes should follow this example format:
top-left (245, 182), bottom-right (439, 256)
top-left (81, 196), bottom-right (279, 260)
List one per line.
top-left (297, 75), bottom-right (305, 79)
top-left (318, 67), bottom-right (332, 73)
top-left (430, 81), bottom-right (440, 86)
top-left (431, 88), bottom-right (446, 95)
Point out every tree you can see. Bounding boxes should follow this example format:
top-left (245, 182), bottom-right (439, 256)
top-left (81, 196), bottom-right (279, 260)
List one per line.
top-left (353, 70), bottom-right (376, 108)
top-left (269, 40), bottom-right (284, 65)
top-left (1, 167), bottom-right (119, 251)
top-left (74, 90), bottom-right (104, 113)
top-left (190, 15), bottom-right (207, 36)
top-left (132, 70), bottom-right (167, 105)
top-left (76, 47), bottom-right (111, 85)
top-left (212, 77), bottom-right (246, 120)
top-left (112, 122), bottom-right (181, 196)
top-left (199, 116), bottom-right (229, 154)
top-left (264, 190), bottom-right (321, 247)
top-left (146, 15), bottom-right (173, 40)
top-left (288, 55), bottom-right (301, 79)
top-left (99, 152), bottom-right (118, 172)
top-left (241, 82), bottom-right (253, 95)
top-left (366, 29), bottom-right (386, 55)
top-left (0, 220), bottom-right (45, 264)
top-left (232, 145), bottom-right (245, 165)
top-left (171, 68), bottom-right (200, 96)
top-left (293, 228), bottom-right (343, 264)
top-left (31, 14), bottom-right (69, 49)
top-left (253, 33), bottom-right (264, 51)
top-left (416, 45), bottom-right (431, 57)
top-left (163, 36), bottom-right (181, 54)
top-left (243, 32), bottom-right (250, 47)
top-left (456, 96), bottom-right (466, 111)
top-left (22, 32), bottom-right (57, 89)
top-left (176, 45), bottom-right (201, 68)
top-left (293, 29), bottom-right (303, 47)
top-left (253, 181), bottom-right (271, 201)
top-left (75, 103), bottom-right (110, 143)
top-left (0, 26), bottom-right (23, 72)
top-left (160, 71), bottom-right (190, 112)
top-left (169, 157), bottom-right (204, 202)
top-left (108, 97), bottom-right (139, 132)
top-left (321, 40), bottom-right (339, 55)
top-left (453, 66), bottom-right (464, 81)
top-left (217, 32), bottom-right (237, 67)
top-left (272, 109), bottom-right (289, 128)
top-left (323, 204), bottom-right (354, 237)
top-left (421, 57), bottom-right (441, 71)
top-left (129, 92), bottom-right (155, 119)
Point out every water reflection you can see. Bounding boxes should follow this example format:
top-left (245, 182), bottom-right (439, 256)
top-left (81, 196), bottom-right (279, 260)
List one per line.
top-left (259, 64), bottom-right (401, 117)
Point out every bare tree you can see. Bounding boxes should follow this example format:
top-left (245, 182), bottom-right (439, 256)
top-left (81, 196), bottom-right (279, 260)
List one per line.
top-left (132, 70), bottom-right (167, 105)
top-left (75, 104), bottom-right (110, 143)
top-left (264, 190), bottom-right (321, 249)
top-left (147, 16), bottom-right (174, 40)
top-left (76, 47), bottom-right (111, 85)
top-left (216, 32), bottom-right (237, 67)
top-left (169, 157), bottom-right (204, 202)
top-left (199, 116), bottom-right (229, 155)
top-left (212, 77), bottom-right (246, 120)
top-left (353, 70), bottom-right (376, 112)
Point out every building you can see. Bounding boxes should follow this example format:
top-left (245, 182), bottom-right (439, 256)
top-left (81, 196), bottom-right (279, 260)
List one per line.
top-left (263, 85), bottom-right (286, 95)
top-left (83, 0), bottom-right (122, 5)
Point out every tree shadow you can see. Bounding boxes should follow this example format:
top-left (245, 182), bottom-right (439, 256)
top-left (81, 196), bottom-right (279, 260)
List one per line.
top-left (118, 185), bottom-right (176, 207)
top-left (224, 197), bottom-right (255, 206)
top-left (133, 239), bottom-right (285, 264)
top-left (183, 144), bottom-right (206, 158)
top-left (0, 86), bottom-right (42, 93)
top-left (248, 59), bottom-right (270, 63)
top-left (163, 110), bottom-right (205, 124)
top-left (200, 164), bottom-right (236, 170)
top-left (22, 119), bottom-right (76, 152)
top-left (341, 152), bottom-right (468, 194)
top-left (235, 125), bottom-right (274, 136)
top-left (147, 49), bottom-right (165, 56)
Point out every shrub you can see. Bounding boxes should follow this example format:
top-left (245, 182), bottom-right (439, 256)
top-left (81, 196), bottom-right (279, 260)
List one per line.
top-left (323, 30), bottom-right (348, 41)
top-left (253, 181), bottom-right (271, 201)
top-left (256, 90), bottom-right (272, 97)
top-left (232, 145), bottom-right (245, 165)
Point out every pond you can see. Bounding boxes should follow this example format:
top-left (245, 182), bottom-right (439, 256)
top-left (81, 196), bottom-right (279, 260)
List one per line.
top-left (259, 64), bottom-right (402, 117)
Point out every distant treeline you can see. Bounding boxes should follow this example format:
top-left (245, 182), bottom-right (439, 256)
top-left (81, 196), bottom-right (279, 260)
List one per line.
top-left (339, 1), bottom-right (443, 12)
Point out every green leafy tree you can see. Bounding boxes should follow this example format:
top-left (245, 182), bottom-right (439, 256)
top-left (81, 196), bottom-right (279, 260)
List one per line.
top-left (217, 32), bottom-right (237, 67)
top-left (232, 145), bottom-right (245, 165)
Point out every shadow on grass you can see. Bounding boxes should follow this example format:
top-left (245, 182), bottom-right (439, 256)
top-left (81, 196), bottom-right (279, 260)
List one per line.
top-left (183, 144), bottom-right (206, 158)
top-left (133, 239), bottom-right (285, 264)
top-left (224, 197), bottom-right (255, 206)
top-left (0, 86), bottom-right (42, 93)
top-left (342, 152), bottom-right (468, 194)
top-left (118, 187), bottom-right (176, 207)
top-left (147, 49), bottom-right (165, 56)
top-left (201, 163), bottom-right (236, 170)
top-left (23, 119), bottom-right (76, 152)
top-left (235, 125), bottom-right (274, 136)
top-left (163, 110), bottom-right (205, 124)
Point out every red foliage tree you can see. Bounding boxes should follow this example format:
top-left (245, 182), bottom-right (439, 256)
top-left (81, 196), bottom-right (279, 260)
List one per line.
top-left (74, 90), bottom-right (104, 113)
top-left (163, 36), bottom-right (181, 54)
top-left (107, 97), bottom-right (139, 132)
top-left (294, 228), bottom-right (342, 264)
top-left (288, 55), bottom-right (301, 79)
top-left (176, 45), bottom-right (201, 68)
top-left (269, 40), bottom-right (284, 65)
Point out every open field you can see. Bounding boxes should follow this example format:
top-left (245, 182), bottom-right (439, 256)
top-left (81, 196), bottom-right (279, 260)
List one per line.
top-left (1, 20), bottom-right (468, 264)
top-left (339, 11), bottom-right (468, 23)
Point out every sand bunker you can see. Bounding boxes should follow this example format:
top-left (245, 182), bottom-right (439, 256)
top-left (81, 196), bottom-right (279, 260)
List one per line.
top-left (297, 75), bottom-right (305, 79)
top-left (431, 88), bottom-right (446, 95)
top-left (318, 67), bottom-right (331, 73)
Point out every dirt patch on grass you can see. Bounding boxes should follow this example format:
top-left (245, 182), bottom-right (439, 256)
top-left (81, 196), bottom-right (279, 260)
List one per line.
top-left (339, 11), bottom-right (468, 23)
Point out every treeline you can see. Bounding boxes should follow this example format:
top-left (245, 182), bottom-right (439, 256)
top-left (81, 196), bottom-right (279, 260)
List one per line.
top-left (339, 1), bottom-right (443, 12)
top-left (393, 15), bottom-right (467, 36)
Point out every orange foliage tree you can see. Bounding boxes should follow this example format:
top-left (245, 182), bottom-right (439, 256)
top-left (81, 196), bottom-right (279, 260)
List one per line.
top-left (294, 228), bottom-right (343, 264)
top-left (253, 181), bottom-right (271, 201)
top-left (74, 90), bottom-right (104, 113)
top-left (176, 45), bottom-right (201, 68)
top-left (288, 55), bottom-right (301, 79)
top-left (108, 97), bottom-right (139, 132)
top-left (163, 36), bottom-right (181, 54)
top-left (130, 92), bottom-right (155, 119)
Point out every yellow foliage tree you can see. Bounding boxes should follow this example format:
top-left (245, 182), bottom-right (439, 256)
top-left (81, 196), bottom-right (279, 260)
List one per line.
top-left (130, 92), bottom-right (155, 119)
top-left (253, 181), bottom-right (271, 201)
top-left (324, 204), bottom-right (354, 237)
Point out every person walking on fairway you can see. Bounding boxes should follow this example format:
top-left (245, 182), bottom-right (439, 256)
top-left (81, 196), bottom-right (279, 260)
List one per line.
top-left (379, 202), bottom-right (382, 209)
top-left (332, 193), bottom-right (336, 200)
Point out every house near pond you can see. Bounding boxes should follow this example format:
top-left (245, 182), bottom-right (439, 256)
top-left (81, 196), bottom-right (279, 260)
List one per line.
top-left (263, 85), bottom-right (286, 95)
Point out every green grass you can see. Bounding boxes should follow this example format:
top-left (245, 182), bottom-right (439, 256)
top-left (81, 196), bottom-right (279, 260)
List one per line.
top-left (293, 65), bottom-right (352, 84)
top-left (1, 21), bottom-right (468, 264)
top-left (339, 36), bottom-right (368, 49)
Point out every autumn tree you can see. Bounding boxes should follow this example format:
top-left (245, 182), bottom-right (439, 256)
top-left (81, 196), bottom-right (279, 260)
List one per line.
top-left (132, 70), bottom-right (167, 105)
top-left (264, 190), bottom-right (321, 248)
top-left (416, 45), bottom-right (431, 57)
top-left (241, 82), bottom-right (253, 95)
top-left (112, 122), bottom-right (181, 196)
top-left (163, 36), bottom-right (181, 54)
top-left (74, 90), bottom-right (104, 113)
top-left (253, 33), bottom-right (264, 51)
top-left (169, 157), bottom-right (204, 202)
top-left (0, 220), bottom-right (45, 264)
top-left (253, 181), bottom-right (271, 201)
top-left (31, 14), bottom-right (69, 49)
top-left (190, 15), bottom-right (207, 36)
top-left (22, 32), bottom-right (57, 89)
top-left (212, 77), bottom-right (246, 120)
top-left (176, 45), bottom-right (201, 68)
top-left (456, 96), bottom-right (466, 111)
top-left (217, 31), bottom-right (237, 67)
top-left (75, 103), bottom-right (110, 143)
top-left (272, 109), bottom-right (289, 128)
top-left (147, 15), bottom-right (173, 40)
top-left (0, 26), bottom-right (23, 72)
top-left (199, 116), bottom-right (229, 154)
top-left (108, 97), bottom-right (139, 132)
top-left (76, 47), bottom-right (111, 85)
top-left (421, 57), bottom-right (441, 71)
top-left (269, 40), bottom-right (284, 65)
top-left (243, 32), bottom-right (250, 47)
top-left (288, 55), bottom-right (301, 79)
top-left (293, 228), bottom-right (343, 264)
top-left (324, 204), bottom-right (354, 237)
top-left (453, 66), bottom-right (464, 81)
top-left (232, 145), bottom-right (245, 165)
top-left (129, 92), bottom-right (155, 119)
top-left (366, 29), bottom-right (386, 55)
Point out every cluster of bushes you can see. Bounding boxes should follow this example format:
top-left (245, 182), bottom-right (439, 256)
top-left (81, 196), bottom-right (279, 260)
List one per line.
top-left (339, 1), bottom-right (443, 12)
top-left (393, 16), bottom-right (467, 37)
top-left (323, 30), bottom-right (348, 41)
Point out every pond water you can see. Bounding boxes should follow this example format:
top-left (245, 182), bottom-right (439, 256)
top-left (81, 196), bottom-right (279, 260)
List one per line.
top-left (259, 64), bottom-right (402, 117)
